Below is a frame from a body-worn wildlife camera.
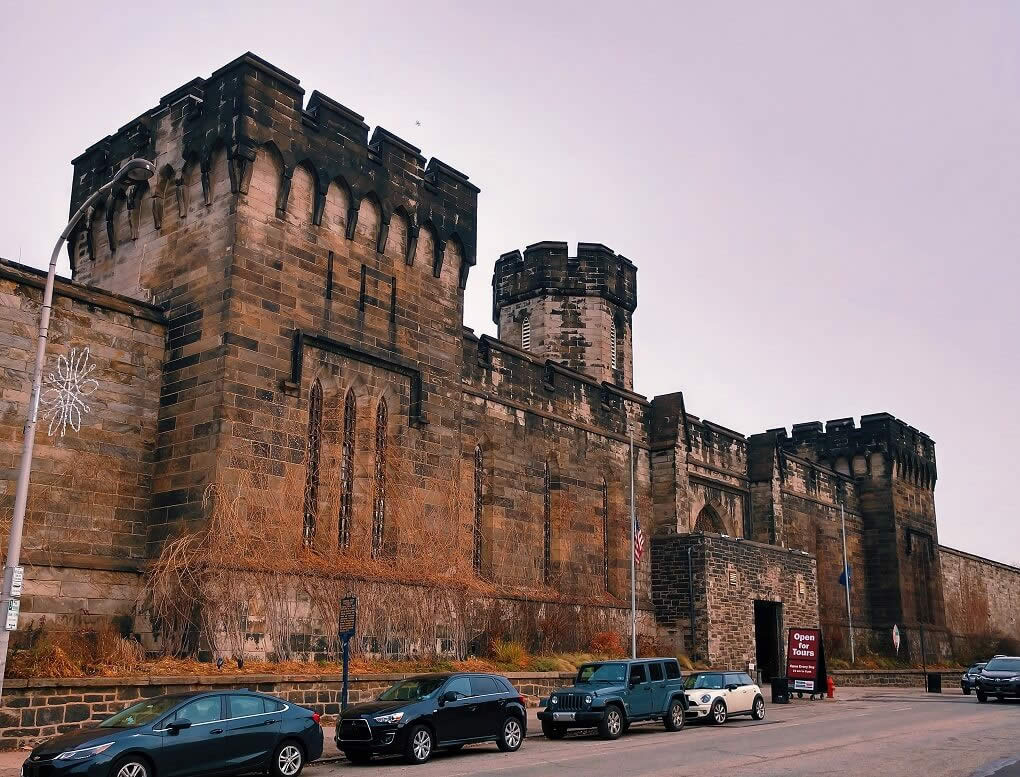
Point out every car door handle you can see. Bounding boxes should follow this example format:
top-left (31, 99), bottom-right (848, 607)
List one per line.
top-left (264, 719), bottom-right (279, 725)
top-left (210, 729), bottom-right (224, 735)
top-left (469, 705), bottom-right (478, 712)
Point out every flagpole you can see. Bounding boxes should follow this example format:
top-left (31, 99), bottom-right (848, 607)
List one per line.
top-left (630, 424), bottom-right (637, 660)
top-left (840, 501), bottom-right (855, 664)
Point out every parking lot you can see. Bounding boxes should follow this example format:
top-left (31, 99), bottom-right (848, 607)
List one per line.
top-left (308, 687), bottom-right (1020, 777)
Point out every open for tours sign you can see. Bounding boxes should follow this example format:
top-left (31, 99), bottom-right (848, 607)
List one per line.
top-left (787, 627), bottom-right (827, 692)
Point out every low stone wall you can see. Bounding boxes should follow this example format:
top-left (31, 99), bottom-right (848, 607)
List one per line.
top-left (829, 669), bottom-right (960, 688)
top-left (0, 672), bottom-right (575, 750)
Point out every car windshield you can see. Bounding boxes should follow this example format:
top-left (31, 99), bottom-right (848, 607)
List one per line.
top-left (684, 673), bottom-right (724, 690)
top-left (99, 697), bottom-right (182, 728)
top-left (378, 677), bottom-right (446, 701)
top-left (577, 663), bottom-right (627, 683)
top-left (984, 658), bottom-right (1020, 672)
top-left (969, 664), bottom-right (985, 672)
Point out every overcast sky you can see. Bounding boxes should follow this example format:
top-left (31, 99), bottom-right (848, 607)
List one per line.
top-left (1, 1), bottom-right (1017, 565)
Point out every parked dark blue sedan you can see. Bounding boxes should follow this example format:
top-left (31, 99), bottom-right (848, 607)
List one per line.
top-left (21, 690), bottom-right (323, 777)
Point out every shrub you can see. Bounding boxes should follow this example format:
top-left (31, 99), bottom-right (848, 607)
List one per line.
top-left (488, 639), bottom-right (528, 668)
top-left (588, 631), bottom-right (625, 658)
top-left (8, 617), bottom-right (144, 679)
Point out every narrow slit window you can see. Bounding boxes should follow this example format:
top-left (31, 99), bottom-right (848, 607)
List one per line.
top-left (339, 389), bottom-right (356, 549)
top-left (302, 379), bottom-right (323, 546)
top-left (543, 461), bottom-right (551, 584)
top-left (371, 399), bottom-right (388, 558)
top-left (521, 315), bottom-right (531, 351)
top-left (602, 478), bottom-right (610, 592)
top-left (473, 445), bottom-right (483, 574)
top-left (610, 320), bottom-right (618, 370)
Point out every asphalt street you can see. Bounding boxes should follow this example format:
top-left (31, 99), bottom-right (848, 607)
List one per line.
top-left (312, 689), bottom-right (1020, 777)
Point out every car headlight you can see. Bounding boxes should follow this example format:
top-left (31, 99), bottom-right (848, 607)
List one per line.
top-left (584, 695), bottom-right (593, 705)
top-left (700, 694), bottom-right (712, 705)
top-left (550, 696), bottom-right (558, 705)
top-left (373, 712), bottom-right (405, 724)
top-left (56, 742), bottom-right (114, 761)
top-left (1011, 676), bottom-right (1020, 681)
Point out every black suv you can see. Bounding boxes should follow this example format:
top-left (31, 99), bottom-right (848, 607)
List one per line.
top-left (336, 673), bottom-right (527, 764)
top-left (975, 656), bottom-right (1020, 702)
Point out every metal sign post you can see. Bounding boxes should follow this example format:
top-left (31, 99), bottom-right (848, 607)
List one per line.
top-left (338, 596), bottom-right (358, 711)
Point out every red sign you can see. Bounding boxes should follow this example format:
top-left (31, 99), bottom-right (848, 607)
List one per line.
top-left (787, 627), bottom-right (821, 681)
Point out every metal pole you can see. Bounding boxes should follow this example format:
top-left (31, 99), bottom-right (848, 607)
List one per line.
top-left (629, 424), bottom-right (636, 660)
top-left (341, 637), bottom-right (350, 711)
top-left (839, 501), bottom-right (855, 664)
top-left (0, 160), bottom-right (153, 700)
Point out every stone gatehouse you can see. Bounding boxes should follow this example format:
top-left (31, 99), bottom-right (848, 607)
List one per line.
top-left (1, 52), bottom-right (1018, 667)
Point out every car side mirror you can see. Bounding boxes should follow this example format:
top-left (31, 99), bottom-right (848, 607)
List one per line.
top-left (167, 719), bottom-right (191, 735)
top-left (726, 684), bottom-right (739, 691)
top-left (439, 691), bottom-right (457, 706)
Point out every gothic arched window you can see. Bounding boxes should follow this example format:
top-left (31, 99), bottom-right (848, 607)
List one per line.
top-left (302, 379), bottom-right (323, 546)
top-left (602, 478), bottom-right (610, 592)
top-left (339, 389), bottom-right (356, 549)
top-left (473, 445), bottom-right (483, 574)
top-left (543, 461), bottom-right (551, 584)
top-left (694, 504), bottom-right (724, 534)
top-left (371, 398), bottom-right (388, 558)
top-left (610, 321), bottom-right (618, 370)
top-left (521, 314), bottom-right (531, 351)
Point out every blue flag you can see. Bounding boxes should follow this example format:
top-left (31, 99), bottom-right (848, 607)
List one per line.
top-left (838, 563), bottom-right (851, 587)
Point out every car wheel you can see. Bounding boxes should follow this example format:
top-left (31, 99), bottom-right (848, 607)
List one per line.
top-left (710, 699), bottom-right (727, 725)
top-left (542, 721), bottom-right (567, 739)
top-left (344, 750), bottom-right (373, 765)
top-left (664, 699), bottom-right (685, 731)
top-left (405, 725), bottom-right (434, 764)
top-left (752, 695), bottom-right (766, 720)
top-left (962, 687), bottom-right (971, 695)
top-left (498, 715), bottom-right (524, 752)
top-left (977, 690), bottom-right (987, 703)
top-left (598, 706), bottom-right (624, 739)
top-left (110, 757), bottom-right (150, 777)
top-left (271, 740), bottom-right (304, 777)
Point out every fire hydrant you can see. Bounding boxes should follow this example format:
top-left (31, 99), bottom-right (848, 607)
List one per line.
top-left (826, 676), bottom-right (835, 698)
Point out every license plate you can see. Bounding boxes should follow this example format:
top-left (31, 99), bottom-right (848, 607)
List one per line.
top-left (552, 712), bottom-right (575, 721)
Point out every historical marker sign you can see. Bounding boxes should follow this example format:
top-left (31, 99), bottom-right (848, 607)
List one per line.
top-left (787, 627), bottom-right (826, 692)
top-left (338, 595), bottom-right (357, 639)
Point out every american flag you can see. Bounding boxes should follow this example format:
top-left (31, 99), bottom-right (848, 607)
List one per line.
top-left (634, 519), bottom-right (645, 564)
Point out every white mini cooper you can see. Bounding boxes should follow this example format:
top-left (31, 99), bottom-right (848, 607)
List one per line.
top-left (683, 671), bottom-right (766, 724)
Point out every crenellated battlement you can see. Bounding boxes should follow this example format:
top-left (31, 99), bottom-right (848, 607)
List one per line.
top-left (769, 412), bottom-right (936, 487)
top-left (492, 240), bottom-right (637, 322)
top-left (69, 52), bottom-right (478, 287)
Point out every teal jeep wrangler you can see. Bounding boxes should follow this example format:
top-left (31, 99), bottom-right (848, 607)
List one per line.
top-left (538, 658), bottom-right (688, 739)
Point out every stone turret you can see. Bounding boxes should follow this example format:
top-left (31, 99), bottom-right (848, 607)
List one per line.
top-left (492, 241), bottom-right (637, 389)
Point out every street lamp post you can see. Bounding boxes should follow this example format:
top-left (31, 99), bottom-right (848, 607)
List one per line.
top-left (0, 159), bottom-right (155, 699)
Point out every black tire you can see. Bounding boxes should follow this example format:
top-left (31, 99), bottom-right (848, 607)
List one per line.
top-left (962, 687), bottom-right (971, 695)
top-left (497, 715), bottom-right (524, 752)
top-left (598, 705), bottom-right (624, 739)
top-left (751, 695), bottom-right (766, 720)
top-left (344, 750), bottom-right (373, 765)
top-left (109, 756), bottom-right (152, 777)
top-left (404, 725), bottom-right (434, 764)
top-left (664, 699), bottom-right (686, 731)
top-left (710, 699), bottom-right (727, 725)
top-left (271, 740), bottom-right (305, 777)
top-left (977, 690), bottom-right (987, 703)
top-left (542, 720), bottom-right (567, 739)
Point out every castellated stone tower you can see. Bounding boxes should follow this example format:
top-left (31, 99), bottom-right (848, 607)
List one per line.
top-left (492, 241), bottom-right (637, 389)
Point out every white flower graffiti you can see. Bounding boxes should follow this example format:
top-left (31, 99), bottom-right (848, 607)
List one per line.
top-left (41, 347), bottom-right (99, 437)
